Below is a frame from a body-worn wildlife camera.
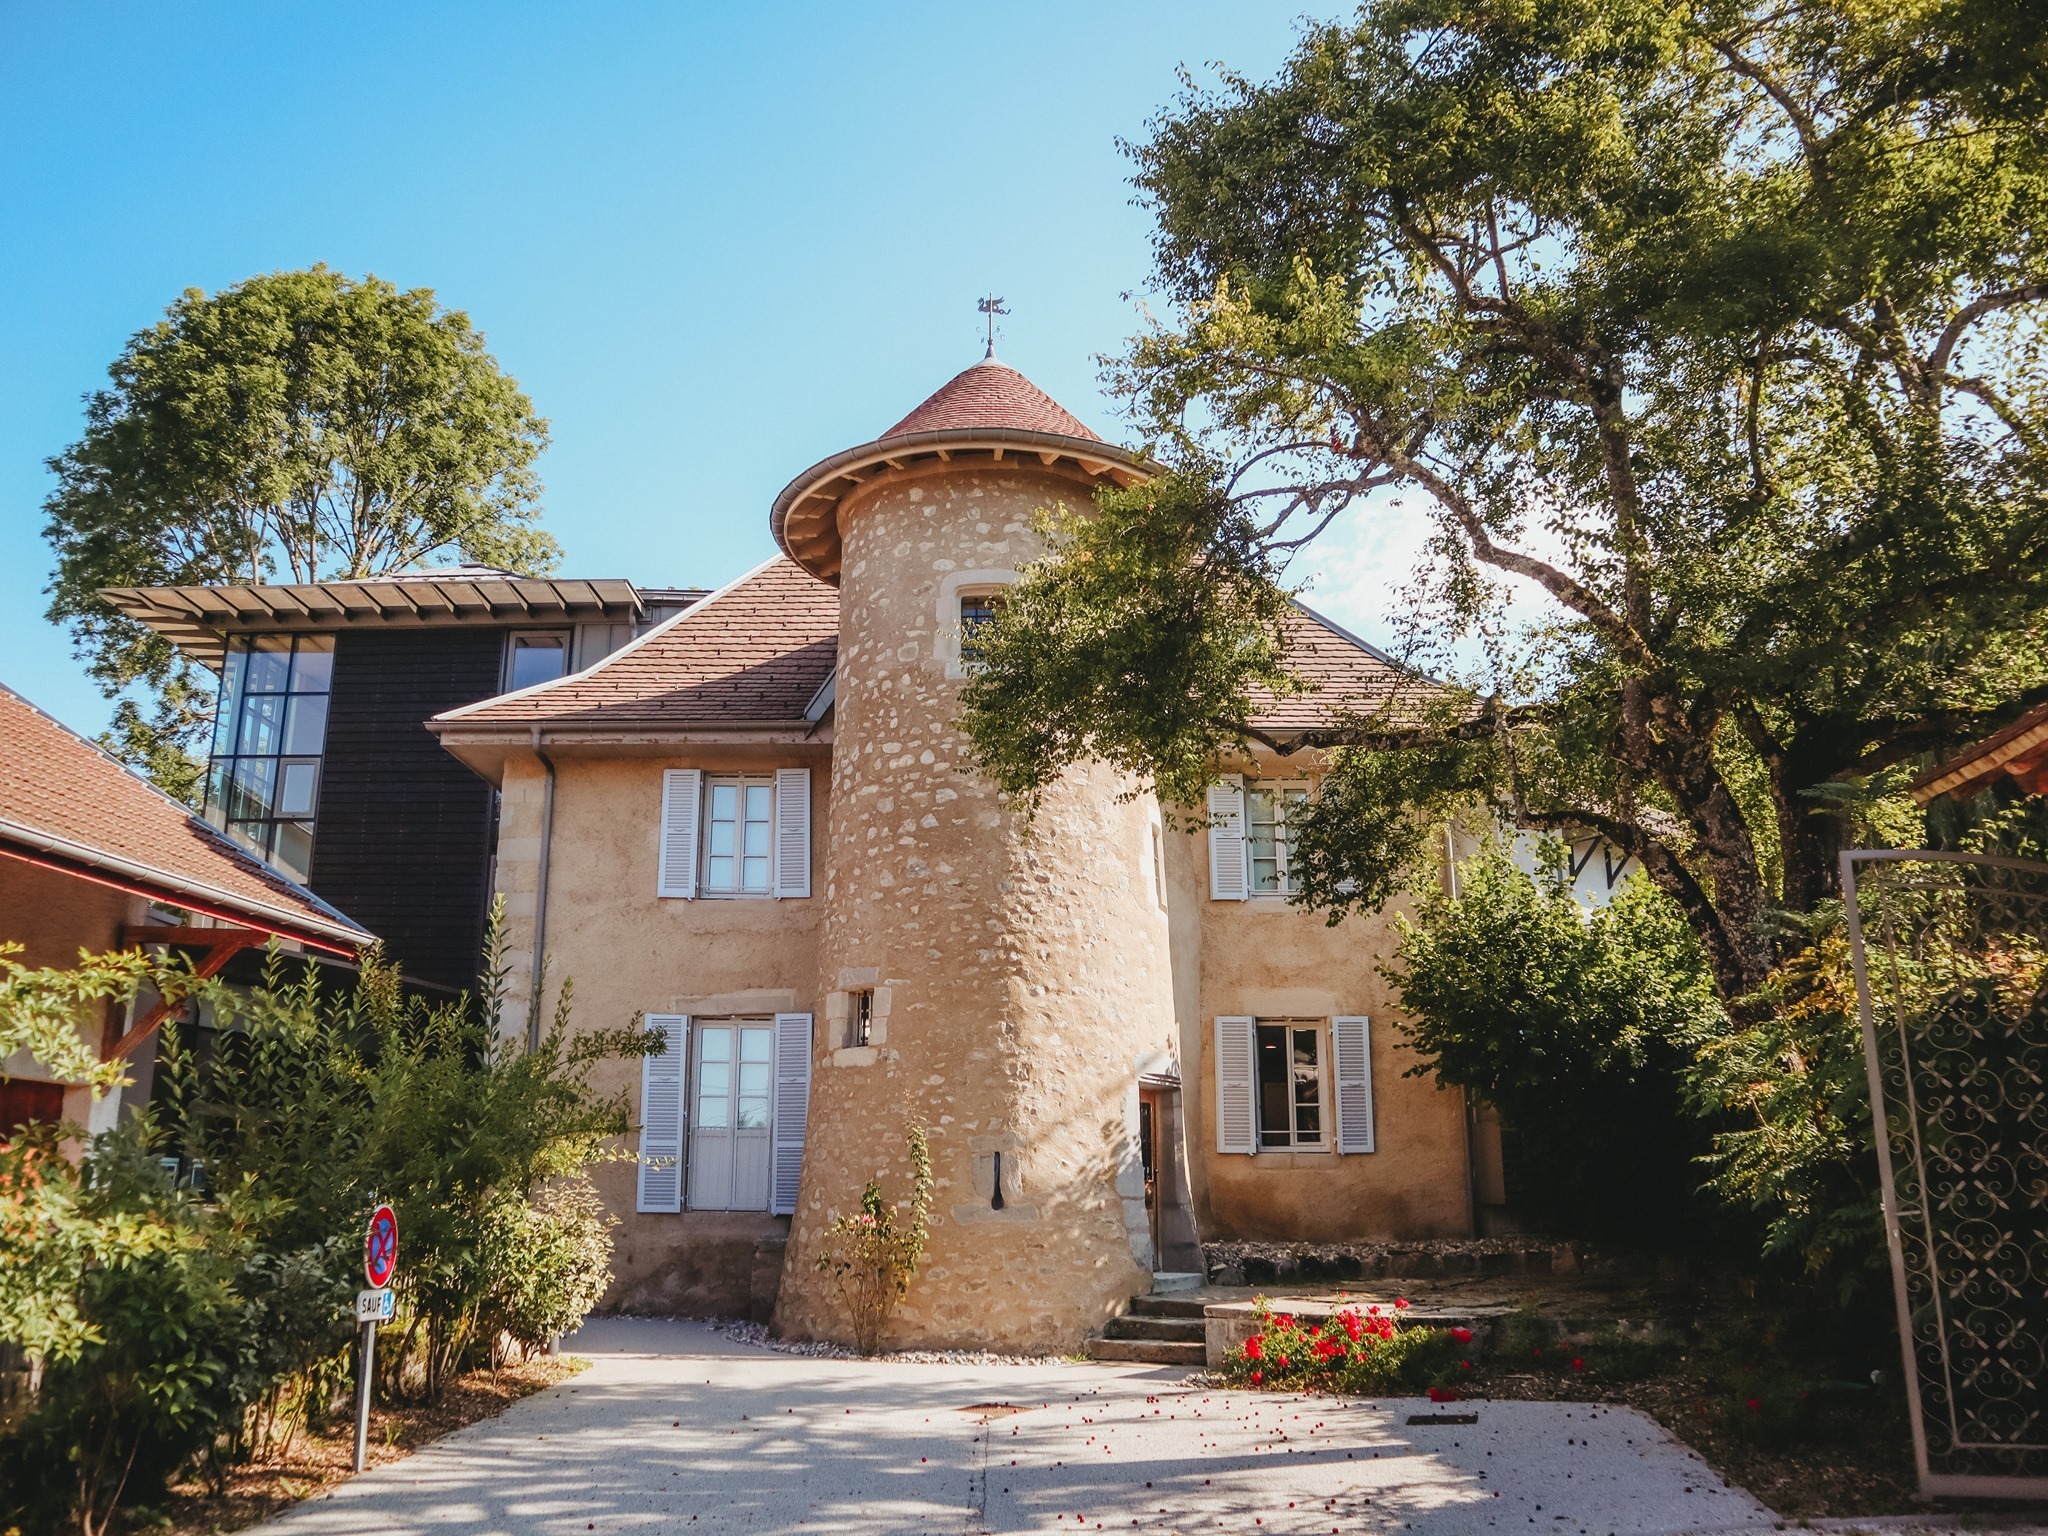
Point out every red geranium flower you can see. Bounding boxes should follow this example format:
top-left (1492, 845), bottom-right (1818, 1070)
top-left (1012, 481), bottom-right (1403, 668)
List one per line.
top-left (1450, 1326), bottom-right (1473, 1344)
top-left (1243, 1335), bottom-right (1263, 1360)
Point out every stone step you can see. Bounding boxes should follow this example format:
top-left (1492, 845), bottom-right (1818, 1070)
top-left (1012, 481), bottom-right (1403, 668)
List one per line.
top-left (1129, 1295), bottom-right (1208, 1320)
top-left (1149, 1271), bottom-right (1205, 1293)
top-left (1103, 1315), bottom-right (1205, 1342)
top-left (1086, 1337), bottom-right (1208, 1366)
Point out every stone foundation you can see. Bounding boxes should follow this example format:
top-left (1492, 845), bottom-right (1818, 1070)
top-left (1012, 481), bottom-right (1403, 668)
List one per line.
top-left (607, 1212), bottom-right (789, 1323)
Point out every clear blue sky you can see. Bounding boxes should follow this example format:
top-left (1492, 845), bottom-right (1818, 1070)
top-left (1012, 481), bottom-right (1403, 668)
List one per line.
top-left (0, 2), bottom-right (1422, 739)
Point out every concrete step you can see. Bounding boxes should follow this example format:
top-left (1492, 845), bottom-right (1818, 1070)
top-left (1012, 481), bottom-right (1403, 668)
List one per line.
top-left (1103, 1315), bottom-right (1205, 1343)
top-left (1086, 1337), bottom-right (1208, 1366)
top-left (1150, 1271), bottom-right (1204, 1293)
top-left (1129, 1295), bottom-right (1208, 1320)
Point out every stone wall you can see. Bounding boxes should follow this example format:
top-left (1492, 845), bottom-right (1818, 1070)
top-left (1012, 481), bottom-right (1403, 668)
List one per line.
top-left (771, 461), bottom-right (1179, 1354)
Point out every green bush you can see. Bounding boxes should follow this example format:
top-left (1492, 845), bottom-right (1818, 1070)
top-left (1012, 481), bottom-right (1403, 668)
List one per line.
top-left (0, 905), bottom-right (647, 1534)
top-left (1385, 839), bottom-right (1729, 1241)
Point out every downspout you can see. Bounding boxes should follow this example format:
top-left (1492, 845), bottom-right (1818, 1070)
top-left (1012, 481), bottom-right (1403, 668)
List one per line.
top-left (528, 727), bottom-right (558, 1052)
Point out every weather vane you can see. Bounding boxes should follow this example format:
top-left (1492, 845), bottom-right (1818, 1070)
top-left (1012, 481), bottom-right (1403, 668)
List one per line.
top-left (977, 293), bottom-right (1009, 359)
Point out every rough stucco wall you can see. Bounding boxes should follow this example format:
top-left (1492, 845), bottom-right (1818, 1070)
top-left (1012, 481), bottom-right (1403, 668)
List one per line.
top-left (1175, 771), bottom-right (1473, 1242)
top-left (490, 747), bottom-right (827, 1312)
top-left (772, 462), bottom-right (1177, 1354)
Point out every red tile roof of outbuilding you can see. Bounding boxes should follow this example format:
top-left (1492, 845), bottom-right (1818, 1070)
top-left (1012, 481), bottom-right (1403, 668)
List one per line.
top-left (882, 358), bottom-right (1102, 441)
top-left (0, 684), bottom-right (370, 949)
top-left (434, 557), bottom-right (839, 728)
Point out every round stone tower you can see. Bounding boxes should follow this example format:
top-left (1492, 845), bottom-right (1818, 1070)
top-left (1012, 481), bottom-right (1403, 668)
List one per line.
top-left (768, 357), bottom-right (1180, 1352)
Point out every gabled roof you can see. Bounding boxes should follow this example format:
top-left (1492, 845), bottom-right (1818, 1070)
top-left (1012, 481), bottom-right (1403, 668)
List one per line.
top-left (883, 358), bottom-right (1102, 440)
top-left (426, 562), bottom-right (1422, 740)
top-left (431, 558), bottom-right (838, 731)
top-left (1248, 604), bottom-right (1441, 732)
top-left (0, 685), bottom-right (371, 952)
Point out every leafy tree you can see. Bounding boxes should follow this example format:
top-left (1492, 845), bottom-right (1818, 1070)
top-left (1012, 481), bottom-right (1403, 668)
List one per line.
top-left (0, 944), bottom-right (197, 1095)
top-left (44, 267), bottom-right (558, 798)
top-left (1387, 840), bottom-right (1727, 1238)
top-left (959, 0), bottom-right (2048, 999)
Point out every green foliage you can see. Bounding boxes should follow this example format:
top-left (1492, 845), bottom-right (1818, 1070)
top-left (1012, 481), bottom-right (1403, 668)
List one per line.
top-left (1386, 840), bottom-right (1728, 1238)
top-left (43, 266), bottom-right (558, 796)
top-left (964, 0), bottom-right (2048, 1000)
top-left (813, 1125), bottom-right (933, 1355)
top-left (0, 944), bottom-right (203, 1096)
top-left (1, 911), bottom-right (642, 1534)
top-left (958, 472), bottom-right (1305, 813)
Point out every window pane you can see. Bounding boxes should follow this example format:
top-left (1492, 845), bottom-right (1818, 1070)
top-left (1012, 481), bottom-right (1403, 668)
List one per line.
top-left (237, 691), bottom-right (286, 756)
top-left (707, 855), bottom-right (736, 889)
top-left (213, 649), bottom-right (247, 755)
top-left (744, 784), bottom-right (772, 826)
top-left (277, 760), bottom-right (320, 817)
top-left (1256, 1023), bottom-right (1292, 1148)
top-left (1247, 791), bottom-right (1281, 894)
top-left (736, 1097), bottom-right (769, 1130)
top-left (244, 639), bottom-right (292, 694)
top-left (1292, 1028), bottom-right (1321, 1141)
top-left (288, 636), bottom-right (335, 693)
top-left (739, 1027), bottom-right (771, 1063)
top-left (229, 758), bottom-right (277, 821)
top-left (274, 821), bottom-right (314, 883)
top-left (282, 693), bottom-right (329, 755)
top-left (509, 634), bottom-right (567, 691)
top-left (696, 1063), bottom-right (731, 1128)
top-left (204, 763), bottom-right (232, 820)
top-left (742, 856), bottom-right (769, 891)
top-left (701, 1029), bottom-right (731, 1062)
top-left (227, 821), bottom-right (270, 857)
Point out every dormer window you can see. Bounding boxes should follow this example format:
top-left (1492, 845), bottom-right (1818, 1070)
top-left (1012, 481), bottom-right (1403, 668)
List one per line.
top-left (204, 635), bottom-right (334, 883)
top-left (505, 631), bottom-right (570, 691)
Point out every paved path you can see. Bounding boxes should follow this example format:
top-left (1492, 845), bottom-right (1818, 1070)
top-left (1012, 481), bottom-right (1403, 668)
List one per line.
top-left (258, 1319), bottom-right (1777, 1536)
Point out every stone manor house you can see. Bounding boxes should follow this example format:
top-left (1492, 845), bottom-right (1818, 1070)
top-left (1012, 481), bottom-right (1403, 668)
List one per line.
top-left (105, 352), bottom-right (1583, 1354)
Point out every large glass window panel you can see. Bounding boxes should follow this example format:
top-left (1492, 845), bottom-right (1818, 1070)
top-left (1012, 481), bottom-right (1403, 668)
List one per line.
top-left (282, 693), bottom-right (328, 755)
top-left (1255, 1021), bottom-right (1324, 1147)
top-left (1291, 1028), bottom-right (1322, 1142)
top-left (205, 635), bottom-right (334, 884)
top-left (1247, 786), bottom-right (1307, 895)
top-left (236, 691), bottom-right (286, 756)
top-left (244, 639), bottom-right (292, 694)
top-left (288, 637), bottom-right (334, 692)
top-left (273, 822), bottom-right (314, 883)
top-left (229, 758), bottom-right (277, 821)
top-left (277, 760), bottom-right (319, 818)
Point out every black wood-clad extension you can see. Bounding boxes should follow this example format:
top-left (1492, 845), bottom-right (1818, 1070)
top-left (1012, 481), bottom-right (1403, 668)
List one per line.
top-left (309, 629), bottom-right (504, 989)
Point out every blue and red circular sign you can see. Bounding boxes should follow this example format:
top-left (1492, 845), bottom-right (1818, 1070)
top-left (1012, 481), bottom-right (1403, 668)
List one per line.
top-left (364, 1204), bottom-right (399, 1288)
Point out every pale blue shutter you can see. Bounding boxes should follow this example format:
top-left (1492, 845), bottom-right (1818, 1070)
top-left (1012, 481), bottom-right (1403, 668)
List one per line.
top-left (1214, 1015), bottom-right (1256, 1154)
top-left (770, 1012), bottom-right (813, 1215)
top-left (1207, 777), bottom-right (1248, 900)
top-left (1332, 1016), bottom-right (1375, 1153)
top-left (658, 770), bottom-right (701, 898)
top-left (636, 1015), bottom-right (688, 1212)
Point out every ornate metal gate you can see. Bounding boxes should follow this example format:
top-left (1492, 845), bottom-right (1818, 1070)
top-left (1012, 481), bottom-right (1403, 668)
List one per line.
top-left (1842, 850), bottom-right (2048, 1498)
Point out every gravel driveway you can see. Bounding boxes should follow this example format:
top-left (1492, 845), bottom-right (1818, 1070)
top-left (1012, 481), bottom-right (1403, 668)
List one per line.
top-left (252, 1318), bottom-right (1777, 1535)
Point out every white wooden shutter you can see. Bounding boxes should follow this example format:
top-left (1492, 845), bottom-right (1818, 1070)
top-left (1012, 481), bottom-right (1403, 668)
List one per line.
top-left (774, 767), bottom-right (812, 898)
top-left (1332, 1015), bottom-right (1375, 1153)
top-left (770, 1012), bottom-right (813, 1215)
top-left (636, 1014), bottom-right (689, 1212)
top-left (1207, 776), bottom-right (1248, 901)
top-left (1214, 1015), bottom-right (1257, 1154)
top-left (657, 769), bottom-right (702, 898)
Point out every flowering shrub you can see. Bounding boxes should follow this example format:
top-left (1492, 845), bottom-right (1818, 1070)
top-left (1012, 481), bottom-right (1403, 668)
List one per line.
top-left (813, 1125), bottom-right (933, 1355)
top-left (1215, 1297), bottom-right (1466, 1394)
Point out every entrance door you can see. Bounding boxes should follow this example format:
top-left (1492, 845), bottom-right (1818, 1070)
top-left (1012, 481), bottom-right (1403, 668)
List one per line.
top-left (687, 1022), bottom-right (773, 1210)
top-left (1140, 1080), bottom-right (1204, 1273)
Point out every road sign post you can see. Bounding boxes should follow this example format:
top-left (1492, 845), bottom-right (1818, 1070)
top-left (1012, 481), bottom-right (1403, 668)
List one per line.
top-left (353, 1205), bottom-right (398, 1473)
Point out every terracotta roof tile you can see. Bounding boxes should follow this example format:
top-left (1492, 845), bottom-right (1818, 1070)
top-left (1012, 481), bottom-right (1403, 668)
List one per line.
top-left (0, 684), bottom-right (369, 947)
top-left (1247, 605), bottom-right (1440, 731)
top-left (883, 359), bottom-right (1101, 441)
top-left (437, 558), bottom-right (839, 728)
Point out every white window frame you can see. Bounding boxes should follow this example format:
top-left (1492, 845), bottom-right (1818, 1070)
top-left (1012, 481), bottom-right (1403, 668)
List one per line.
top-left (936, 568), bottom-right (1020, 678)
top-left (1245, 782), bottom-right (1310, 898)
top-left (700, 775), bottom-right (777, 897)
top-left (1255, 1017), bottom-right (1331, 1152)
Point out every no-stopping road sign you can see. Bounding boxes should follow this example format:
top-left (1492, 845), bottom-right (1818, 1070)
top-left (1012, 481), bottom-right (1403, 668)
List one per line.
top-left (363, 1204), bottom-right (398, 1288)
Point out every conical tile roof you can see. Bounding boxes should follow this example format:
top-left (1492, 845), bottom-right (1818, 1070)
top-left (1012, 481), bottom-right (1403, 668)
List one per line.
top-left (881, 358), bottom-right (1100, 441)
